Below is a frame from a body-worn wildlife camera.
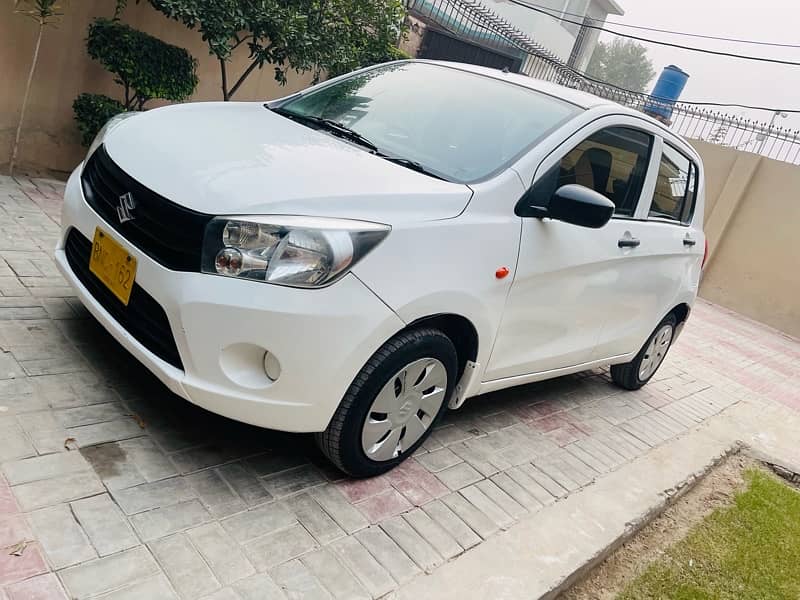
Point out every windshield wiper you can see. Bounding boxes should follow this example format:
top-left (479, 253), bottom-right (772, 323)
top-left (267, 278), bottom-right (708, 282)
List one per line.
top-left (271, 108), bottom-right (378, 152)
top-left (374, 154), bottom-right (448, 181)
top-left (272, 107), bottom-right (448, 181)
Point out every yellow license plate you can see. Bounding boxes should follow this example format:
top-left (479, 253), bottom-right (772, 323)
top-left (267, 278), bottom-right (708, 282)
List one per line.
top-left (88, 227), bottom-right (137, 305)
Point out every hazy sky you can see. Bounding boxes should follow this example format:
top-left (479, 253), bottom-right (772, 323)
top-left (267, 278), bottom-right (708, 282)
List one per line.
top-left (599, 0), bottom-right (800, 130)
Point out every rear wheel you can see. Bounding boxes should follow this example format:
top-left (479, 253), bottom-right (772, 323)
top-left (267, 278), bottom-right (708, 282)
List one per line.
top-left (316, 328), bottom-right (457, 477)
top-left (611, 314), bottom-right (677, 390)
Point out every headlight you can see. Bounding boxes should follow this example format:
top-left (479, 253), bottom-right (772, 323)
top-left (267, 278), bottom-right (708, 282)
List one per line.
top-left (85, 112), bottom-right (139, 163)
top-left (201, 215), bottom-right (390, 288)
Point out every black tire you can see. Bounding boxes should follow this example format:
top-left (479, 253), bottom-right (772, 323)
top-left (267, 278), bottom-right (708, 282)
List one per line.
top-left (611, 314), bottom-right (678, 391)
top-left (315, 328), bottom-right (458, 478)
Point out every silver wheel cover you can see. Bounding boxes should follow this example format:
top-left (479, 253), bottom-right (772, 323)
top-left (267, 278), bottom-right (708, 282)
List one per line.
top-left (638, 323), bottom-right (674, 381)
top-left (361, 358), bottom-right (448, 461)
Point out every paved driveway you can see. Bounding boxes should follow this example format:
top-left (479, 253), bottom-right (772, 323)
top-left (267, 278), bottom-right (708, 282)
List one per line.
top-left (0, 175), bottom-right (798, 599)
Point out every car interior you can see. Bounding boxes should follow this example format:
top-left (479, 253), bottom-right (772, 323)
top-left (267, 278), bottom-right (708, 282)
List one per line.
top-left (557, 127), bottom-right (652, 217)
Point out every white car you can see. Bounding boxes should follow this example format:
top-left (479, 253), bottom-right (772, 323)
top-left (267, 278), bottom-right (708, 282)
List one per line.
top-left (57, 60), bottom-right (706, 477)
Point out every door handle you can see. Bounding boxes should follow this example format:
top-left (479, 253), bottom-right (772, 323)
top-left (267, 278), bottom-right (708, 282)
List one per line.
top-left (618, 238), bottom-right (641, 248)
top-left (683, 238), bottom-right (697, 246)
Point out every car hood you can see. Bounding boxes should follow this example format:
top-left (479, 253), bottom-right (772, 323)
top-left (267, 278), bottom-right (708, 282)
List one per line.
top-left (103, 102), bottom-right (472, 223)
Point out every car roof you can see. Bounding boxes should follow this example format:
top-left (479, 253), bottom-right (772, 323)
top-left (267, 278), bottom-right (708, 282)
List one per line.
top-left (409, 59), bottom-right (616, 110)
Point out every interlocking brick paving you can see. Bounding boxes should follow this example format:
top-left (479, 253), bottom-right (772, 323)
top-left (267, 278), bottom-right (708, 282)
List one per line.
top-left (0, 174), bottom-right (797, 599)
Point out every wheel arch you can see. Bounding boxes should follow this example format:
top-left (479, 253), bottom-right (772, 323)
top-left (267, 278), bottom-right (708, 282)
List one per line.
top-left (670, 303), bottom-right (691, 324)
top-left (661, 302), bottom-right (692, 343)
top-left (405, 313), bottom-right (479, 381)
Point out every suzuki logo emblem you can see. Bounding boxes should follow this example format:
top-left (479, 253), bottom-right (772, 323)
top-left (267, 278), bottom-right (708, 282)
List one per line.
top-left (117, 192), bottom-right (136, 223)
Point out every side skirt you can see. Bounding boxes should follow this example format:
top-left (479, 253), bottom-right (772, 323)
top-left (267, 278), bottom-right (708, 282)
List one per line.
top-left (471, 352), bottom-right (637, 398)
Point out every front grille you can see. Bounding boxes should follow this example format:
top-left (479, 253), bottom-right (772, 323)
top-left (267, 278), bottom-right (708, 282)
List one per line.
top-left (65, 229), bottom-right (184, 370)
top-left (81, 145), bottom-right (212, 271)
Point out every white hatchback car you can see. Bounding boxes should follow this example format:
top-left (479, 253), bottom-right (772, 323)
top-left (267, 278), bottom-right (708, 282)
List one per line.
top-left (57, 60), bottom-right (706, 476)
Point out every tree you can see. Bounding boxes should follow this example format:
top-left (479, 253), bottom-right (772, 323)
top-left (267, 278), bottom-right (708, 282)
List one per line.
top-left (86, 18), bottom-right (198, 111)
top-left (72, 16), bottom-right (198, 146)
top-left (586, 38), bottom-right (656, 94)
top-left (9, 0), bottom-right (63, 177)
top-left (144, 0), bottom-right (407, 101)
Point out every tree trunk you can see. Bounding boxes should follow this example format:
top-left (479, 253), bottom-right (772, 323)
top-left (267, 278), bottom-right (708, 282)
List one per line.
top-left (9, 20), bottom-right (44, 177)
top-left (228, 59), bottom-right (261, 100)
top-left (220, 59), bottom-right (230, 101)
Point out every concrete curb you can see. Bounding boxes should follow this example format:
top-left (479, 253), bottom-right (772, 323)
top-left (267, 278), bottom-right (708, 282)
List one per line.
top-left (539, 440), bottom-right (745, 600)
top-left (747, 450), bottom-right (800, 484)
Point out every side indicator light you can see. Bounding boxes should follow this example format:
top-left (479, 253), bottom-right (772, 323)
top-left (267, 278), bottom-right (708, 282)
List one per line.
top-left (496, 267), bottom-right (510, 279)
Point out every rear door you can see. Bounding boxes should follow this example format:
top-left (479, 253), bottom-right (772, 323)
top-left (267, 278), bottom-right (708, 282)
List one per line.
top-left (592, 137), bottom-right (705, 359)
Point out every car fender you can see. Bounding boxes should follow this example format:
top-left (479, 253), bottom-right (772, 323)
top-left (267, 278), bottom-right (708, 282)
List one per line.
top-left (353, 221), bottom-right (520, 384)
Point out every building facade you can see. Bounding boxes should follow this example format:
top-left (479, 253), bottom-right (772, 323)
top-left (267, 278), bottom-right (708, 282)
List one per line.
top-left (486, 0), bottom-right (623, 70)
top-left (406, 0), bottom-right (624, 75)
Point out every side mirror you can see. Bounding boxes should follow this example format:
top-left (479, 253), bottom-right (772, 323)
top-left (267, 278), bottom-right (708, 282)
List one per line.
top-left (546, 184), bottom-right (615, 229)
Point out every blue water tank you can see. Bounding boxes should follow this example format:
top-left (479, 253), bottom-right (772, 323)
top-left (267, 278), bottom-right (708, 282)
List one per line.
top-left (644, 65), bottom-right (690, 122)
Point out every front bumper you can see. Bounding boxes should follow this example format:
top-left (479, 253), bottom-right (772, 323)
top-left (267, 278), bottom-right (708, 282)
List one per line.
top-left (56, 166), bottom-right (405, 432)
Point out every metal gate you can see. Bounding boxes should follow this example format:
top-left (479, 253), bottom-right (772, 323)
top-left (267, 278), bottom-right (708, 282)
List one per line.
top-left (418, 27), bottom-right (523, 73)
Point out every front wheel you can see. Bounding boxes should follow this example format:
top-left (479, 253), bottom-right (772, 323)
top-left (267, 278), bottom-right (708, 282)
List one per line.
top-left (316, 328), bottom-right (458, 477)
top-left (611, 314), bottom-right (677, 390)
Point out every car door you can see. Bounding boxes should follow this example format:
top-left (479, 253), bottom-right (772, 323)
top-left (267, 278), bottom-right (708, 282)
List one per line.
top-left (593, 139), bottom-right (705, 357)
top-left (484, 118), bottom-right (659, 382)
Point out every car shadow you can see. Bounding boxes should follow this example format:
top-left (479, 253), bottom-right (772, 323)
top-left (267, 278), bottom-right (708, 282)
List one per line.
top-left (63, 313), bottom-right (621, 481)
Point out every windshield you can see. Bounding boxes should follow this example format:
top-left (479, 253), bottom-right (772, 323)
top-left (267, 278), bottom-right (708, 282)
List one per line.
top-left (276, 62), bottom-right (582, 183)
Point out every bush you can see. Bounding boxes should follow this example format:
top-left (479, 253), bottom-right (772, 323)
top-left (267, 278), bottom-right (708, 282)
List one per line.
top-left (86, 18), bottom-right (198, 109)
top-left (72, 93), bottom-right (126, 147)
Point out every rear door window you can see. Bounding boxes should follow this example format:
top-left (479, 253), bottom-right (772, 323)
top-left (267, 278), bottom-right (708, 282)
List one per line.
top-left (650, 144), bottom-right (697, 223)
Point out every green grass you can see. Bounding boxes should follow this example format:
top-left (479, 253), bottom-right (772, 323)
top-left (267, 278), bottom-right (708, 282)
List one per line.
top-left (618, 469), bottom-right (800, 600)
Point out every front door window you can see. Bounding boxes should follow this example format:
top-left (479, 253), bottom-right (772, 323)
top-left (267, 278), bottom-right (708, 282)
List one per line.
top-left (555, 127), bottom-right (653, 217)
